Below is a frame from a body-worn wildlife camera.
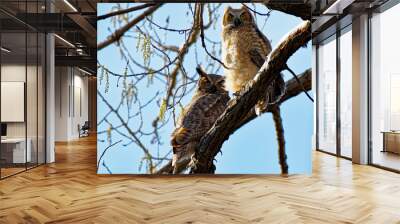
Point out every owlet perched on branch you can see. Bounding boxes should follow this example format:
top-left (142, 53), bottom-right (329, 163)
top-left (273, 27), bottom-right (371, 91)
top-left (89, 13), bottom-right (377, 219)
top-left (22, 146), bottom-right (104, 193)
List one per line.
top-left (222, 6), bottom-right (285, 115)
top-left (171, 67), bottom-right (230, 174)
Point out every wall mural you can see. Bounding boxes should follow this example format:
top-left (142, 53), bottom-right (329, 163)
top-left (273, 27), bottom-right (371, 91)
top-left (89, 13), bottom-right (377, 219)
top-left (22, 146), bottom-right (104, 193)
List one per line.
top-left (97, 3), bottom-right (312, 174)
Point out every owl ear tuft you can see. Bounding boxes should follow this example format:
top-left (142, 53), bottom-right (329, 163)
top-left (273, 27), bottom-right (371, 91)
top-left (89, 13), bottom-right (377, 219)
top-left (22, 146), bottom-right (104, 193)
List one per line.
top-left (217, 77), bottom-right (225, 85)
top-left (241, 4), bottom-right (251, 14)
top-left (196, 66), bottom-right (207, 78)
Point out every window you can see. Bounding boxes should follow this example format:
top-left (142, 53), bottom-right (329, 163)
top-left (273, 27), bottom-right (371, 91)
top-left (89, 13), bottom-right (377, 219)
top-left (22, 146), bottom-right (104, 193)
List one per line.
top-left (339, 27), bottom-right (352, 158)
top-left (370, 3), bottom-right (400, 171)
top-left (0, 1), bottom-right (47, 179)
top-left (317, 35), bottom-right (337, 154)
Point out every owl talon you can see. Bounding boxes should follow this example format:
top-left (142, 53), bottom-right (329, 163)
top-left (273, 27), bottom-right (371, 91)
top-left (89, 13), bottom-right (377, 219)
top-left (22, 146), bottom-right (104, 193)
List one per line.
top-left (189, 154), bottom-right (198, 170)
top-left (255, 106), bottom-right (262, 116)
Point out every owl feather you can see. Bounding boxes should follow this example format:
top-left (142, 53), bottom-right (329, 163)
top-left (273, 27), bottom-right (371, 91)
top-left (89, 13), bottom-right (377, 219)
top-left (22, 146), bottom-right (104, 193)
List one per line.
top-left (171, 67), bottom-right (230, 174)
top-left (221, 5), bottom-right (285, 115)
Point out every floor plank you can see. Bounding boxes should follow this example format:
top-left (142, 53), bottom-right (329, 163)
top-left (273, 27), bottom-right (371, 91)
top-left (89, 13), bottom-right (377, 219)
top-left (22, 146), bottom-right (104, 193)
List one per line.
top-left (0, 135), bottom-right (399, 223)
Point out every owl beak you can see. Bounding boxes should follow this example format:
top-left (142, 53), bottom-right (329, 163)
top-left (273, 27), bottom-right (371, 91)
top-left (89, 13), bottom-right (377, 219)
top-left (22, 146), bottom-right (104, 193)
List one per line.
top-left (234, 18), bottom-right (242, 27)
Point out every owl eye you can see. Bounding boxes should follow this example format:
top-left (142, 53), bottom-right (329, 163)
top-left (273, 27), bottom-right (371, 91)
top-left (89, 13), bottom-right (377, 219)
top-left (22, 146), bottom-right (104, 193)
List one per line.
top-left (240, 12), bottom-right (248, 20)
top-left (227, 13), bottom-right (234, 21)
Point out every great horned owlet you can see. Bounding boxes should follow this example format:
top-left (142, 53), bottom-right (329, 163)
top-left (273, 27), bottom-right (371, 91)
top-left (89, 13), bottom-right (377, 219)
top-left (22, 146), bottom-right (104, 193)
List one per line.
top-left (222, 6), bottom-right (285, 115)
top-left (171, 66), bottom-right (230, 174)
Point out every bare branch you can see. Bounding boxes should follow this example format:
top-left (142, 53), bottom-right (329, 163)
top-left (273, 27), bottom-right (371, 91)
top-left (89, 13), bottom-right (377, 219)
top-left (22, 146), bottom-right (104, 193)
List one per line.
top-left (237, 68), bottom-right (311, 130)
top-left (163, 3), bottom-right (202, 109)
top-left (241, 3), bottom-right (272, 16)
top-left (97, 3), bottom-right (156, 21)
top-left (264, 0), bottom-right (311, 21)
top-left (271, 106), bottom-right (288, 174)
top-left (145, 17), bottom-right (191, 33)
top-left (98, 90), bottom-right (155, 173)
top-left (199, 3), bottom-right (229, 69)
top-left (97, 140), bottom-right (123, 173)
top-left (285, 65), bottom-right (313, 102)
top-left (98, 4), bottom-right (163, 50)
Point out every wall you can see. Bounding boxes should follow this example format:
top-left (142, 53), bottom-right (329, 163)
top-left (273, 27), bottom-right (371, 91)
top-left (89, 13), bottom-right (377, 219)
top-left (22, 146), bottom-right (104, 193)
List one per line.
top-left (54, 66), bottom-right (89, 141)
top-left (1, 63), bottom-right (45, 165)
top-left (1, 64), bottom-right (43, 139)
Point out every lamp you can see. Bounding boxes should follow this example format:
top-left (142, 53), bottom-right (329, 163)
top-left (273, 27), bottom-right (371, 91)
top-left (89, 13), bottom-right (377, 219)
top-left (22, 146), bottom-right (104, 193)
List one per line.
top-left (1, 47), bottom-right (11, 53)
top-left (78, 67), bottom-right (93, 76)
top-left (54, 34), bottom-right (75, 48)
top-left (322, 0), bottom-right (355, 15)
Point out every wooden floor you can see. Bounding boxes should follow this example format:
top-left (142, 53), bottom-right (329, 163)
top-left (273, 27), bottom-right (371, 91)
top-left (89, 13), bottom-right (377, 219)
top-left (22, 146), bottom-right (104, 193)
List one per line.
top-left (0, 136), bottom-right (400, 224)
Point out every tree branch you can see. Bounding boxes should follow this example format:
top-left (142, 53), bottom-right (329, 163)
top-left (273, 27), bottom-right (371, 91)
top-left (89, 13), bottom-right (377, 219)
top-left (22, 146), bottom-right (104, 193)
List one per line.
top-left (271, 106), bottom-right (288, 174)
top-left (199, 3), bottom-right (229, 69)
top-left (264, 0), bottom-right (311, 21)
top-left (97, 3), bottom-right (156, 21)
top-left (163, 3), bottom-right (201, 109)
top-left (97, 4), bottom-right (163, 50)
top-left (237, 68), bottom-right (311, 130)
top-left (155, 68), bottom-right (311, 174)
top-left (190, 21), bottom-right (311, 174)
top-left (97, 140), bottom-right (123, 173)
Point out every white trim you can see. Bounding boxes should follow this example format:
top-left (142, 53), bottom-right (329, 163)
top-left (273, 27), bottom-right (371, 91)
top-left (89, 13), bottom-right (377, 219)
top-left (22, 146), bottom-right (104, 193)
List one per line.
top-left (54, 34), bottom-right (75, 48)
top-left (63, 0), bottom-right (78, 12)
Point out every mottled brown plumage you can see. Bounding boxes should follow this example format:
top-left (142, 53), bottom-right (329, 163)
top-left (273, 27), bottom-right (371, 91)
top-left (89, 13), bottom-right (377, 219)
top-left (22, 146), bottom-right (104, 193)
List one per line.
top-left (171, 67), bottom-right (230, 174)
top-left (222, 6), bottom-right (285, 115)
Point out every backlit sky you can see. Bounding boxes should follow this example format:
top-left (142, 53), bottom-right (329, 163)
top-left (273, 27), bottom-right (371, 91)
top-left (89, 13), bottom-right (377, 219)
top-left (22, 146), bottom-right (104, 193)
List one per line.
top-left (97, 3), bottom-right (313, 174)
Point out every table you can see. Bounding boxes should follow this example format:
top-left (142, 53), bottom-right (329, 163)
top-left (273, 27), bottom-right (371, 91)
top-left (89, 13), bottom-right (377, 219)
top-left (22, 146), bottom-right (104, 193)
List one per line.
top-left (381, 131), bottom-right (400, 154)
top-left (1, 138), bottom-right (31, 163)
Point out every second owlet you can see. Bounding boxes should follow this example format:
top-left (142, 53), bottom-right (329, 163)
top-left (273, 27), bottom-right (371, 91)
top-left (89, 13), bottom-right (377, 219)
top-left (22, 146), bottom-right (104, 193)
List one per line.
top-left (171, 67), bottom-right (230, 174)
top-left (222, 6), bottom-right (285, 114)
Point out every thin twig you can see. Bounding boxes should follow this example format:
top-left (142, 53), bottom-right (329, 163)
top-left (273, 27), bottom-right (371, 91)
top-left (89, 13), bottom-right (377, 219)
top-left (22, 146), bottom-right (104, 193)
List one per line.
top-left (97, 140), bottom-right (122, 172)
top-left (98, 4), bottom-right (163, 50)
top-left (145, 17), bottom-right (191, 33)
top-left (198, 3), bottom-right (229, 69)
top-left (241, 3), bottom-right (272, 16)
top-left (285, 65), bottom-right (314, 102)
top-left (97, 3), bottom-right (156, 21)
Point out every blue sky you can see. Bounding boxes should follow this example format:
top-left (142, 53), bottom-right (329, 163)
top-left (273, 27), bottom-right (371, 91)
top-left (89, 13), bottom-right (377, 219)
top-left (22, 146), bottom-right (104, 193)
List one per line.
top-left (97, 3), bottom-right (312, 174)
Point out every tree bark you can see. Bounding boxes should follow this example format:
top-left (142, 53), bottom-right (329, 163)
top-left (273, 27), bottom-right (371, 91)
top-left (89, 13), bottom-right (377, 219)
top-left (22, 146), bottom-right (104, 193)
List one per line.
top-left (271, 106), bottom-right (288, 174)
top-left (237, 68), bottom-right (311, 130)
top-left (155, 68), bottom-right (311, 174)
top-left (264, 0), bottom-right (311, 21)
top-left (190, 21), bottom-right (311, 174)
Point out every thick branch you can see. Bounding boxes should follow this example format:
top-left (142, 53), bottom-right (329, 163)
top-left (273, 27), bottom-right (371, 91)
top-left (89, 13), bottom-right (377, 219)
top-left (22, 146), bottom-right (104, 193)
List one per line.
top-left (191, 21), bottom-right (311, 174)
top-left (155, 158), bottom-right (190, 174)
top-left (155, 161), bottom-right (173, 174)
top-left (155, 68), bottom-right (311, 174)
top-left (97, 4), bottom-right (163, 50)
top-left (264, 0), bottom-right (311, 21)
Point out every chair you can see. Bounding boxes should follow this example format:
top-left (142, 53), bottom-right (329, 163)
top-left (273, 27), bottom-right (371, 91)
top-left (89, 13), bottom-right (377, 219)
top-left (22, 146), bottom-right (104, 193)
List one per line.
top-left (79, 121), bottom-right (90, 138)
